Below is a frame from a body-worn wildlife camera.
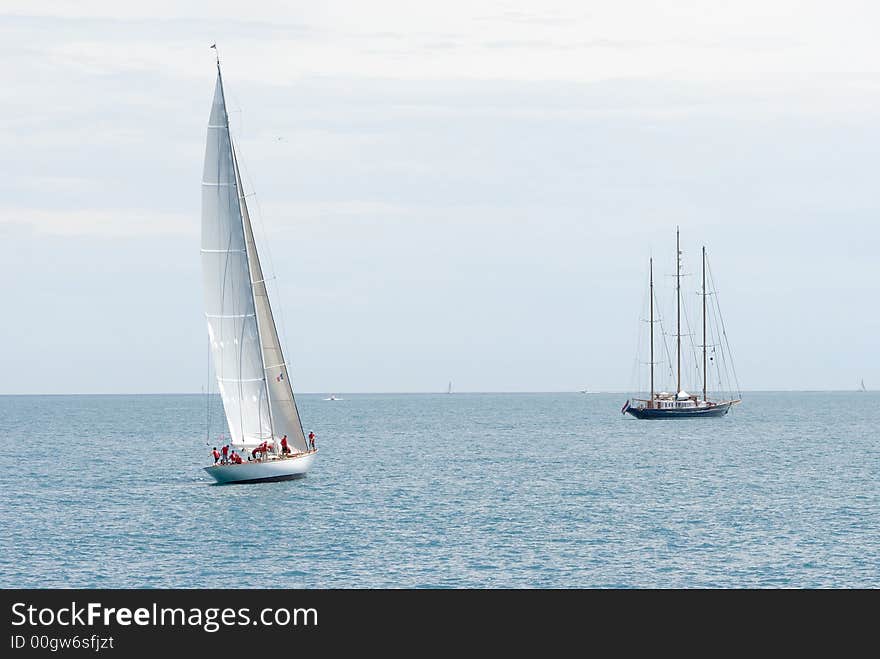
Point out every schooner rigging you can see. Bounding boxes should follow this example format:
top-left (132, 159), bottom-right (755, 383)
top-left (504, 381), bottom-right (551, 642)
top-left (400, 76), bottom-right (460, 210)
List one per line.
top-left (623, 228), bottom-right (741, 419)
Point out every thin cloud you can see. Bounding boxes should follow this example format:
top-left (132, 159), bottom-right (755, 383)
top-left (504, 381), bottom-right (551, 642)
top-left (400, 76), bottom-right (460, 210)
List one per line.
top-left (0, 208), bottom-right (196, 237)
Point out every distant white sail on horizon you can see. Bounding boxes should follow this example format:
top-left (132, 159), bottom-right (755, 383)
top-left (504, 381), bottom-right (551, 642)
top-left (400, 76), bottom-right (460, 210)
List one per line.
top-left (201, 68), bottom-right (307, 452)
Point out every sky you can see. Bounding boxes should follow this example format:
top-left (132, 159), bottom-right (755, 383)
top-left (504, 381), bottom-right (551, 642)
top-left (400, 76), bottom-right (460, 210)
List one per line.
top-left (1, 1), bottom-right (879, 394)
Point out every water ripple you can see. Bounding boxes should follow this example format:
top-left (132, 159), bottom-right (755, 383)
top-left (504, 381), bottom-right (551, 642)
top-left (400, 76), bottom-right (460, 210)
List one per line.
top-left (1, 392), bottom-right (878, 587)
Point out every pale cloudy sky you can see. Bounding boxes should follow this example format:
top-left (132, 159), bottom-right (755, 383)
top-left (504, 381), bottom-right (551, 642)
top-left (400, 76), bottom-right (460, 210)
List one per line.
top-left (1, 1), bottom-right (879, 393)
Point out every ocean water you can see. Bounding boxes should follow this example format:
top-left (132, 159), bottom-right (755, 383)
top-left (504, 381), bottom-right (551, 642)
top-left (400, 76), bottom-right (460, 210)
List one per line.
top-left (1, 392), bottom-right (878, 588)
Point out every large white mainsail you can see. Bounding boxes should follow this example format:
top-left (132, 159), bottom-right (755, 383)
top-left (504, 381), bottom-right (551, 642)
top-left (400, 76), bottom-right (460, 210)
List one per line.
top-left (202, 66), bottom-right (305, 451)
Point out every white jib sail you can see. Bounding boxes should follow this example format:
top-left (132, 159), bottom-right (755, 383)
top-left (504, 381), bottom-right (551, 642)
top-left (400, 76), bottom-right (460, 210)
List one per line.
top-left (201, 69), bottom-right (273, 448)
top-left (234, 151), bottom-right (309, 453)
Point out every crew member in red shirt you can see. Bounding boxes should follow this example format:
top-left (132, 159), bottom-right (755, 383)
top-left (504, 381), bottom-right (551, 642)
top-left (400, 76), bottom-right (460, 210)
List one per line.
top-left (221, 444), bottom-right (229, 464)
top-left (211, 447), bottom-right (220, 464)
top-left (280, 435), bottom-right (290, 455)
top-left (252, 441), bottom-right (269, 460)
top-left (308, 431), bottom-right (316, 451)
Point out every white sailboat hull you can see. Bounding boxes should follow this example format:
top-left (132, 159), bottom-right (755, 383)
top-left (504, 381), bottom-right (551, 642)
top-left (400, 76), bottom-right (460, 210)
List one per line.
top-left (203, 451), bottom-right (316, 484)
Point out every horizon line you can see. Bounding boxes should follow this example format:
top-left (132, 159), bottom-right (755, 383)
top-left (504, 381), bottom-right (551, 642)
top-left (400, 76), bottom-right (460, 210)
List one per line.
top-left (0, 389), bottom-right (872, 397)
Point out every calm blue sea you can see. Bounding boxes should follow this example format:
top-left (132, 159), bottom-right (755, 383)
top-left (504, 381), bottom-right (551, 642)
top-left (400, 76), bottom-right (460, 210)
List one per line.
top-left (1, 392), bottom-right (877, 588)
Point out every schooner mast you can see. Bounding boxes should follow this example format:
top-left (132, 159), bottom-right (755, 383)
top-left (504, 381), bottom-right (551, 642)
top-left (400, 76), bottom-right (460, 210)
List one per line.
top-left (702, 245), bottom-right (707, 402)
top-left (649, 257), bottom-right (654, 407)
top-left (676, 226), bottom-right (681, 395)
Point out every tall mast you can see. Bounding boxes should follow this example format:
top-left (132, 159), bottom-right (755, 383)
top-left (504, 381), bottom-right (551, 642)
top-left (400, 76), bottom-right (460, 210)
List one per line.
top-left (702, 246), bottom-right (707, 402)
top-left (676, 227), bottom-right (681, 395)
top-left (649, 257), bottom-right (654, 406)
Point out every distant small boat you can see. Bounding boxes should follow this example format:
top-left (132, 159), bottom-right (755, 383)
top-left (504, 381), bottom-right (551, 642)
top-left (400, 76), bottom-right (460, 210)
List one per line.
top-left (447, 381), bottom-right (453, 394)
top-left (860, 379), bottom-right (867, 392)
top-left (623, 228), bottom-right (741, 419)
top-left (324, 394), bottom-right (342, 401)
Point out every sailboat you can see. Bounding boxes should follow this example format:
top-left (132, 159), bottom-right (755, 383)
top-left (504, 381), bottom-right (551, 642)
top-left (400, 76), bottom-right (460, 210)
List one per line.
top-left (860, 379), bottom-right (867, 392)
top-left (201, 56), bottom-right (316, 483)
top-left (623, 228), bottom-right (741, 419)
top-left (447, 381), bottom-right (453, 394)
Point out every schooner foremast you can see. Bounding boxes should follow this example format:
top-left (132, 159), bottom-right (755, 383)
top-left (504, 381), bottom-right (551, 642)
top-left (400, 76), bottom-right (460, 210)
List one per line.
top-left (702, 245), bottom-right (707, 403)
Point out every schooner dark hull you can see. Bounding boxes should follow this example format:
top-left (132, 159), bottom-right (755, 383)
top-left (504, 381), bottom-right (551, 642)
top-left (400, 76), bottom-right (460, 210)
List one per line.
top-left (625, 402), bottom-right (733, 419)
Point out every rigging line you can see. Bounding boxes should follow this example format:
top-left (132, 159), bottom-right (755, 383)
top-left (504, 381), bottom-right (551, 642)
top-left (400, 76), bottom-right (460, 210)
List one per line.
top-left (707, 298), bottom-right (724, 397)
top-left (629, 345), bottom-right (640, 400)
top-left (708, 268), bottom-right (734, 399)
top-left (706, 266), bottom-right (732, 397)
top-left (715, 350), bottom-right (725, 396)
top-left (705, 293), bottom-right (719, 397)
top-left (205, 345), bottom-right (213, 446)
top-left (656, 280), bottom-right (676, 390)
top-left (707, 290), bottom-right (725, 398)
top-left (202, 384), bottom-right (211, 445)
top-left (233, 133), bottom-right (307, 448)
top-left (630, 317), bottom-right (640, 397)
top-left (231, 142), bottom-right (271, 272)
top-left (714, 295), bottom-right (731, 399)
top-left (229, 132), bottom-right (296, 382)
top-left (660, 278), bottom-right (676, 391)
top-left (233, 143), bottom-right (277, 446)
top-left (708, 258), bottom-right (741, 398)
top-left (702, 270), bottom-right (721, 396)
top-left (679, 270), bottom-right (701, 391)
top-left (711, 291), bottom-right (732, 398)
top-left (631, 268), bottom-right (650, 396)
